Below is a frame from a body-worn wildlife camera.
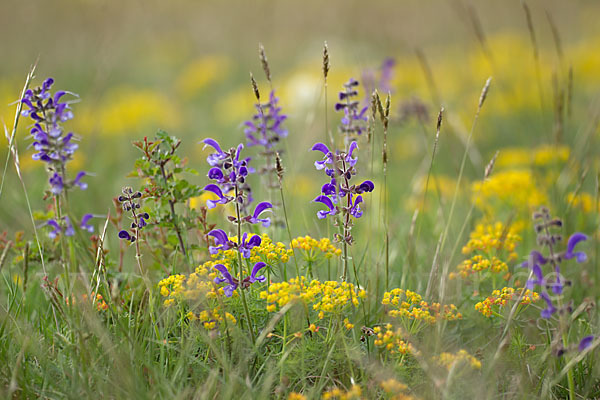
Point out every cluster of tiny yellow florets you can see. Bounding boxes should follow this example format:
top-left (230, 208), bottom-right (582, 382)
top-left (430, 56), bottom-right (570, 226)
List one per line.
top-left (291, 235), bottom-right (342, 259)
top-left (210, 234), bottom-right (293, 265)
top-left (450, 222), bottom-right (520, 280)
top-left (260, 277), bottom-right (366, 319)
top-left (461, 222), bottom-right (520, 257)
top-left (322, 384), bottom-right (362, 400)
top-left (475, 287), bottom-right (540, 317)
top-left (158, 261), bottom-right (230, 307)
top-left (250, 234), bottom-right (293, 264)
top-left (382, 289), bottom-right (462, 323)
top-left (453, 255), bottom-right (508, 278)
top-left (567, 192), bottom-right (596, 214)
top-left (187, 308), bottom-right (236, 330)
top-left (373, 324), bottom-right (413, 355)
top-left (436, 349), bottom-right (482, 370)
top-left (158, 274), bottom-right (187, 307)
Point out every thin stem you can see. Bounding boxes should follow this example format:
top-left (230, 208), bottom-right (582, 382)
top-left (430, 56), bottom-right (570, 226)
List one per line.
top-left (159, 163), bottom-right (187, 259)
top-left (277, 175), bottom-right (299, 280)
top-left (234, 186), bottom-right (256, 344)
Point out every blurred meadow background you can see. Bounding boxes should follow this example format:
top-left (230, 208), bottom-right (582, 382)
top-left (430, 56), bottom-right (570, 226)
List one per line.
top-left (2, 0), bottom-right (600, 230)
top-left (2, 0), bottom-right (600, 398)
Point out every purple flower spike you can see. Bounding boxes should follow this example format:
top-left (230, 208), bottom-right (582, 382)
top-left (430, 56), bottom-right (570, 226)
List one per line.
top-left (248, 262), bottom-right (267, 283)
top-left (80, 214), bottom-right (94, 233)
top-left (564, 233), bottom-right (588, 262)
top-left (540, 292), bottom-right (557, 319)
top-left (213, 264), bottom-right (238, 297)
top-left (579, 335), bottom-right (594, 352)
top-left (207, 229), bottom-right (232, 254)
top-left (203, 184), bottom-right (231, 208)
top-left (249, 202), bottom-right (273, 227)
top-left (314, 195), bottom-right (337, 219)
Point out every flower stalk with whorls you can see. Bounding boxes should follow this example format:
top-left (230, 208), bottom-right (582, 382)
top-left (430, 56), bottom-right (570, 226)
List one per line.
top-left (335, 78), bottom-right (368, 146)
top-left (21, 78), bottom-right (95, 238)
top-left (202, 138), bottom-right (273, 343)
top-left (312, 141), bottom-right (374, 280)
top-left (520, 207), bottom-right (591, 400)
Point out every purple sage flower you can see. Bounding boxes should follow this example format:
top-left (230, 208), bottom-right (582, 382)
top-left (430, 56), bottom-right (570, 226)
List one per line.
top-left (579, 335), bottom-right (594, 352)
top-left (244, 90), bottom-right (288, 150)
top-left (335, 78), bottom-right (368, 143)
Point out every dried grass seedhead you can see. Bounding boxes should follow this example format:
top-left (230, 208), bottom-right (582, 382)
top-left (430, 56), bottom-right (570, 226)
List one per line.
top-left (275, 152), bottom-right (284, 181)
top-left (484, 150), bottom-right (499, 179)
top-left (258, 43), bottom-right (271, 83)
top-left (322, 41), bottom-right (330, 81)
top-left (479, 77), bottom-right (492, 109)
top-left (250, 72), bottom-right (260, 101)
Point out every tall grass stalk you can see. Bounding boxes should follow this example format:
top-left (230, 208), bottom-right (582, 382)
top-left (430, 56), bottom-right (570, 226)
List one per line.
top-left (438, 77), bottom-right (491, 304)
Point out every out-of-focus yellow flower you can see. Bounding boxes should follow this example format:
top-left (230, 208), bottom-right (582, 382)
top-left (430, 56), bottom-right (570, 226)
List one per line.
top-left (175, 55), bottom-right (231, 99)
top-left (93, 86), bottom-right (181, 136)
top-left (436, 349), bottom-right (481, 370)
top-left (533, 145), bottom-right (570, 166)
top-left (472, 169), bottom-right (547, 214)
top-left (322, 384), bottom-right (362, 400)
top-left (567, 192), bottom-right (596, 214)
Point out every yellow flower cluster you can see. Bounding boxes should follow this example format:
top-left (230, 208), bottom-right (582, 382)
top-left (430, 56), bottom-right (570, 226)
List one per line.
top-left (260, 276), bottom-right (316, 312)
top-left (382, 289), bottom-right (462, 323)
top-left (373, 324), bottom-right (413, 355)
top-left (322, 384), bottom-right (362, 400)
top-left (313, 281), bottom-right (366, 319)
top-left (187, 308), bottom-right (236, 330)
top-left (452, 255), bottom-right (508, 279)
top-left (158, 261), bottom-right (226, 307)
top-left (436, 349), bottom-right (481, 370)
top-left (158, 274), bottom-right (187, 306)
top-left (475, 287), bottom-right (540, 317)
top-left (211, 234), bottom-right (292, 265)
top-left (461, 222), bottom-right (520, 258)
top-left (568, 192), bottom-right (596, 214)
top-left (472, 169), bottom-right (547, 214)
top-left (260, 277), bottom-right (366, 318)
top-left (250, 235), bottom-right (292, 264)
top-left (291, 235), bottom-right (342, 259)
